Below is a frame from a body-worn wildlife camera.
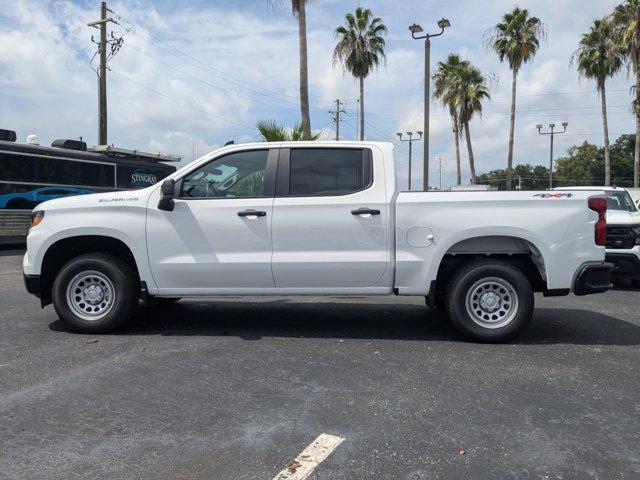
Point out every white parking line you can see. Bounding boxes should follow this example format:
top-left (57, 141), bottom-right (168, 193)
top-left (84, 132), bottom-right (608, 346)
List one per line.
top-left (272, 433), bottom-right (345, 480)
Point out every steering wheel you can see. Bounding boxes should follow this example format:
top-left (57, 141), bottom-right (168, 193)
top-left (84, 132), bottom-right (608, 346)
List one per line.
top-left (206, 182), bottom-right (225, 198)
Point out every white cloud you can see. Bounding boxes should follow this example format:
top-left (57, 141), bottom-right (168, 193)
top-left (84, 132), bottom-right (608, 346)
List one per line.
top-left (0, 0), bottom-right (635, 190)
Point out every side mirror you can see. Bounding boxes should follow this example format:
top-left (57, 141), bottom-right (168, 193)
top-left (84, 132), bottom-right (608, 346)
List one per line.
top-left (158, 178), bottom-right (176, 211)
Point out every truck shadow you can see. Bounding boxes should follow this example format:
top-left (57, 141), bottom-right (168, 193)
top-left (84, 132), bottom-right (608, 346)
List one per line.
top-left (49, 300), bottom-right (640, 346)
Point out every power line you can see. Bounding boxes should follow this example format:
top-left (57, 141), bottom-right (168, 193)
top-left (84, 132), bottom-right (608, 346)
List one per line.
top-left (113, 12), bottom-right (297, 101)
top-left (108, 68), bottom-right (255, 132)
top-left (363, 89), bottom-right (631, 104)
top-left (110, 9), bottom-right (335, 111)
top-left (123, 43), bottom-right (304, 112)
top-left (364, 104), bottom-right (631, 119)
top-left (352, 108), bottom-right (633, 124)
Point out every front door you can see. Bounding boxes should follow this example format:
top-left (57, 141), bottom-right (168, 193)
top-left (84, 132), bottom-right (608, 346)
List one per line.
top-left (146, 148), bottom-right (277, 293)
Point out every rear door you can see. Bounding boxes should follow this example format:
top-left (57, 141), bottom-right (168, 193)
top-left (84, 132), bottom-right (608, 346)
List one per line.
top-left (271, 147), bottom-right (388, 288)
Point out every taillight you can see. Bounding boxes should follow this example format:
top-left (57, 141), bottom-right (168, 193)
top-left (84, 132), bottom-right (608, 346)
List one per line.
top-left (588, 197), bottom-right (607, 246)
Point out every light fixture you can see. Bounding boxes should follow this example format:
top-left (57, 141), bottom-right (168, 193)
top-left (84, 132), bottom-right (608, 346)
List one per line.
top-left (409, 23), bottom-right (423, 34)
top-left (536, 124), bottom-right (543, 130)
top-left (437, 18), bottom-right (451, 29)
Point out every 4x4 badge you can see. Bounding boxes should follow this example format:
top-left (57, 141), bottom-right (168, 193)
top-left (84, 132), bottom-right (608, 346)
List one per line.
top-left (532, 193), bottom-right (573, 199)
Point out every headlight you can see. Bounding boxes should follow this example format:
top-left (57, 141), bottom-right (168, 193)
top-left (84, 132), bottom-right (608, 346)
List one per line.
top-left (30, 210), bottom-right (45, 228)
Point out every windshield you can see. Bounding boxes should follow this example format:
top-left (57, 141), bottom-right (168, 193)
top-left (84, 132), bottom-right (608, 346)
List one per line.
top-left (605, 191), bottom-right (637, 212)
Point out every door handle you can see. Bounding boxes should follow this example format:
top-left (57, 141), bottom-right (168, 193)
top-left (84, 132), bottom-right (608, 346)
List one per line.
top-left (351, 208), bottom-right (381, 216)
top-left (237, 209), bottom-right (267, 217)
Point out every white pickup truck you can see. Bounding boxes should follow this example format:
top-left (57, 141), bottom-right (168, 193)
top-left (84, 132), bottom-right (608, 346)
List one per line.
top-left (23, 141), bottom-right (613, 342)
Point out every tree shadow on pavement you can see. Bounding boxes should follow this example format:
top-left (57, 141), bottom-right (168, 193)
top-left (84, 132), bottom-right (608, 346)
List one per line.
top-left (49, 299), bottom-right (640, 346)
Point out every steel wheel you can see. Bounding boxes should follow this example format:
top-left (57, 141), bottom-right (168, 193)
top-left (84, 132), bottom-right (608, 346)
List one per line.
top-left (465, 276), bottom-right (519, 329)
top-left (66, 270), bottom-right (115, 321)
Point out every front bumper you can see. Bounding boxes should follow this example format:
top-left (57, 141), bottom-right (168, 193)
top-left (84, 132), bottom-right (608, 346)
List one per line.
top-left (606, 253), bottom-right (640, 281)
top-left (23, 273), bottom-right (41, 298)
top-left (573, 262), bottom-right (614, 296)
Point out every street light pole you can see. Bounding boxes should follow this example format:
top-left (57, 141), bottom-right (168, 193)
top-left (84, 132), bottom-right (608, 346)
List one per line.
top-left (537, 122), bottom-right (568, 189)
top-left (397, 131), bottom-right (423, 190)
top-left (410, 18), bottom-right (451, 191)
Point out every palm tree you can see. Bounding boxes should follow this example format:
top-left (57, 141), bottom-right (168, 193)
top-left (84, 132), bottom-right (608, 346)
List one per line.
top-left (268, 1), bottom-right (312, 137)
top-left (458, 63), bottom-right (490, 184)
top-left (433, 54), bottom-right (465, 185)
top-left (486, 7), bottom-right (546, 190)
top-left (574, 18), bottom-right (623, 186)
top-left (333, 7), bottom-right (387, 140)
top-left (613, 0), bottom-right (640, 187)
top-left (293, 1), bottom-right (312, 138)
top-left (256, 119), bottom-right (321, 141)
top-left (433, 55), bottom-right (490, 185)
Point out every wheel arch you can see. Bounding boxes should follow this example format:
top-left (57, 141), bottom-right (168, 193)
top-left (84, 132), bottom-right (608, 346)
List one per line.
top-left (427, 232), bottom-right (552, 307)
top-left (39, 234), bottom-right (142, 306)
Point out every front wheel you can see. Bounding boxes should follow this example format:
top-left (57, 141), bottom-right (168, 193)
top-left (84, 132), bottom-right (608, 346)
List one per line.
top-left (445, 260), bottom-right (534, 343)
top-left (52, 253), bottom-right (139, 333)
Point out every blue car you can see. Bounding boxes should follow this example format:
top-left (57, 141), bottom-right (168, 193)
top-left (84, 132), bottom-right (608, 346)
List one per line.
top-left (0, 186), bottom-right (93, 209)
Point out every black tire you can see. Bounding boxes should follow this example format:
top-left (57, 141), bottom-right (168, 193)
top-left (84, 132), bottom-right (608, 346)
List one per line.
top-left (445, 260), bottom-right (534, 343)
top-left (631, 280), bottom-right (640, 289)
top-left (52, 253), bottom-right (139, 333)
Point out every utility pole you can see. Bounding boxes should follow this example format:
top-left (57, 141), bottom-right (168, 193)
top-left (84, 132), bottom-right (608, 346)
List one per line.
top-left (537, 122), bottom-right (568, 189)
top-left (88, 2), bottom-right (119, 146)
top-left (439, 156), bottom-right (442, 191)
top-left (397, 131), bottom-right (423, 190)
top-left (328, 99), bottom-right (346, 140)
top-left (409, 18), bottom-right (451, 191)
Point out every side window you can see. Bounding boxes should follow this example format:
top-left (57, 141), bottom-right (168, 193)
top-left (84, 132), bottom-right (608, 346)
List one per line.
top-left (181, 150), bottom-right (269, 199)
top-left (0, 153), bottom-right (35, 182)
top-left (288, 148), bottom-right (371, 196)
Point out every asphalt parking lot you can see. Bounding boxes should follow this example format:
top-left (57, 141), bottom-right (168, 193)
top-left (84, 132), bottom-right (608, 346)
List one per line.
top-left (1, 247), bottom-right (639, 480)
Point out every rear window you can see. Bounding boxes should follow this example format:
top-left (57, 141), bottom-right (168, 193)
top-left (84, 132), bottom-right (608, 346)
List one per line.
top-left (288, 148), bottom-right (371, 196)
top-left (605, 191), bottom-right (637, 212)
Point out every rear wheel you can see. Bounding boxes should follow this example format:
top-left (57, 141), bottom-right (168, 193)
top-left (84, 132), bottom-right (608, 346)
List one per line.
top-left (445, 260), bottom-right (534, 342)
top-left (52, 253), bottom-right (139, 333)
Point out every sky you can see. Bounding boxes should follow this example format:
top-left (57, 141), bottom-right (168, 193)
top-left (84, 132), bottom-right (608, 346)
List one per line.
top-left (0, 0), bottom-right (635, 189)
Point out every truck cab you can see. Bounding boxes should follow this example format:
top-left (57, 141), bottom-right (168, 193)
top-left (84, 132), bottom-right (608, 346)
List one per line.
top-left (24, 142), bottom-right (612, 342)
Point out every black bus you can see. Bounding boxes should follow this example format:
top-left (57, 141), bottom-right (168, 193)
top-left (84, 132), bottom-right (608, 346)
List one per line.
top-left (0, 131), bottom-right (178, 243)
